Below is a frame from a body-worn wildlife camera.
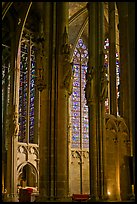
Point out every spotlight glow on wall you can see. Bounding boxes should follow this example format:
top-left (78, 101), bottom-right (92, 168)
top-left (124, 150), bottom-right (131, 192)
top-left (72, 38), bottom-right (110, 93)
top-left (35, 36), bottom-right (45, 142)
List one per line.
top-left (107, 191), bottom-right (111, 196)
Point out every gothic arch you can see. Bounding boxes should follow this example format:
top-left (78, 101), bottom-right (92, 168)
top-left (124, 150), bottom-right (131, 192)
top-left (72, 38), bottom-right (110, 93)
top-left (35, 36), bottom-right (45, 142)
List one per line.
top-left (17, 161), bottom-right (38, 187)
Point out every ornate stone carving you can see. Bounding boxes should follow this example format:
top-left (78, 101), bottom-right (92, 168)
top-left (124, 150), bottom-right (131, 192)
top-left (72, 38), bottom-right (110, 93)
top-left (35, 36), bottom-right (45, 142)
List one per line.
top-left (117, 120), bottom-right (129, 134)
top-left (113, 137), bottom-right (118, 144)
top-left (105, 115), bottom-right (118, 133)
top-left (71, 150), bottom-right (89, 159)
top-left (84, 65), bottom-right (95, 104)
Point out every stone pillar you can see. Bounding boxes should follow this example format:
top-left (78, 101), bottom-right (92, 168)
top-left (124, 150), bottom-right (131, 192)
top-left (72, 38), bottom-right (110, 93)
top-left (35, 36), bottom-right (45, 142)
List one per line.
top-left (118, 3), bottom-right (130, 128)
top-left (97, 2), bottom-right (106, 199)
top-left (55, 2), bottom-right (71, 200)
top-left (37, 2), bottom-right (51, 201)
top-left (128, 2), bottom-right (135, 194)
top-left (108, 2), bottom-right (117, 116)
top-left (87, 2), bottom-right (98, 200)
top-left (6, 35), bottom-right (20, 202)
top-left (100, 59), bottom-right (108, 199)
top-left (37, 2), bottom-right (71, 201)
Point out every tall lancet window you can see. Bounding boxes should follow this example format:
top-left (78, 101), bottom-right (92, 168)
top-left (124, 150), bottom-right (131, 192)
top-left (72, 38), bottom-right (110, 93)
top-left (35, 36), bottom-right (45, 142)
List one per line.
top-left (70, 39), bottom-right (89, 149)
top-left (18, 40), bottom-right (36, 143)
top-left (104, 38), bottom-right (120, 115)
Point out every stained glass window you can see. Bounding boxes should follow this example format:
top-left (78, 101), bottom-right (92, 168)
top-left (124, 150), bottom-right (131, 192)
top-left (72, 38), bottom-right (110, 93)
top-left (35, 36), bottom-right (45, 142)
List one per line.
top-left (104, 38), bottom-right (120, 115)
top-left (71, 39), bottom-right (89, 149)
top-left (104, 38), bottom-right (109, 114)
top-left (18, 42), bottom-right (36, 143)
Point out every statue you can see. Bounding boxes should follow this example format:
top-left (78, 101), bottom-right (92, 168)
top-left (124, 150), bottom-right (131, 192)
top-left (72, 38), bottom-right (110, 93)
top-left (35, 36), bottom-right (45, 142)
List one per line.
top-left (100, 66), bottom-right (108, 102)
top-left (84, 65), bottom-right (95, 103)
top-left (63, 62), bottom-right (74, 95)
top-left (13, 111), bottom-right (19, 138)
top-left (35, 33), bottom-right (47, 91)
top-left (62, 26), bottom-right (70, 55)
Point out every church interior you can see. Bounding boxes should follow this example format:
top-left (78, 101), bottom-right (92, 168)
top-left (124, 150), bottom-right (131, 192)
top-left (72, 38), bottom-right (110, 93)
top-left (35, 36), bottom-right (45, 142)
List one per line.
top-left (2, 2), bottom-right (135, 202)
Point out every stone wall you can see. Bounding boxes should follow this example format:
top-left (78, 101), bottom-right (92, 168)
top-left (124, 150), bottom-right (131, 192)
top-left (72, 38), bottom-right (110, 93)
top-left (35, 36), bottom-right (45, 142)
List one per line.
top-left (69, 149), bottom-right (90, 195)
top-left (69, 114), bottom-right (132, 200)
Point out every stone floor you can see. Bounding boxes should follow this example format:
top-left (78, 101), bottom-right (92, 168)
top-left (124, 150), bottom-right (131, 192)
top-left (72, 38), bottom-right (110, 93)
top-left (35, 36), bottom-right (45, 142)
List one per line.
top-left (2, 194), bottom-right (135, 202)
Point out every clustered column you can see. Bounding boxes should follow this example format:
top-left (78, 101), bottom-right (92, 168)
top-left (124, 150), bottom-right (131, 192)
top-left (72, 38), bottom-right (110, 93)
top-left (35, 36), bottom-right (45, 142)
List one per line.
top-left (56, 2), bottom-right (71, 200)
top-left (86, 2), bottom-right (98, 200)
top-left (118, 3), bottom-right (130, 128)
top-left (38, 2), bottom-right (71, 201)
top-left (6, 35), bottom-right (20, 202)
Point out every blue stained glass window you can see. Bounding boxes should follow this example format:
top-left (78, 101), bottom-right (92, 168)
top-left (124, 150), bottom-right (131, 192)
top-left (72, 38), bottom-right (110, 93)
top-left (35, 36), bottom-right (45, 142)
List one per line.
top-left (19, 42), bottom-right (36, 143)
top-left (71, 39), bottom-right (89, 149)
top-left (104, 38), bottom-right (120, 115)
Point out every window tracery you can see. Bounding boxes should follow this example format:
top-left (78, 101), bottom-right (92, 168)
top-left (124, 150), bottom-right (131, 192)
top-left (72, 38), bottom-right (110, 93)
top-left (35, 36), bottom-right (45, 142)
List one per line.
top-left (71, 39), bottom-right (89, 149)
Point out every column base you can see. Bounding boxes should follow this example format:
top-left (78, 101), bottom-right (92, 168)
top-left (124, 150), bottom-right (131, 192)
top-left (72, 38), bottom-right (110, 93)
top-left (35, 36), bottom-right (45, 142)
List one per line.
top-left (87, 195), bottom-right (100, 202)
top-left (2, 193), bottom-right (19, 202)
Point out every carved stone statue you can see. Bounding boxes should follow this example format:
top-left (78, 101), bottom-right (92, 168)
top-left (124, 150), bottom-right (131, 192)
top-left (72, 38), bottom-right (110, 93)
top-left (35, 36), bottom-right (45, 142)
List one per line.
top-left (84, 65), bottom-right (95, 104)
top-left (100, 66), bottom-right (108, 102)
top-left (35, 33), bottom-right (47, 91)
top-left (62, 26), bottom-right (70, 55)
top-left (63, 62), bottom-right (74, 95)
top-left (13, 111), bottom-right (19, 138)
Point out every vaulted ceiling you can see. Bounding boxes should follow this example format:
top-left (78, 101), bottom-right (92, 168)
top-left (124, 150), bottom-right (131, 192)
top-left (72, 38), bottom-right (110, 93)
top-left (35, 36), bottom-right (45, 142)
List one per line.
top-left (2, 2), bottom-right (118, 55)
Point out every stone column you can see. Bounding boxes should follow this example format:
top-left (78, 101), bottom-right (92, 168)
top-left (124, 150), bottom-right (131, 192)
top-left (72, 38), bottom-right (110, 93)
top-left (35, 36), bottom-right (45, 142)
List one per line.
top-left (118, 3), bottom-right (130, 128)
top-left (99, 55), bottom-right (108, 198)
top-left (55, 2), bottom-right (71, 200)
top-left (36, 2), bottom-right (51, 201)
top-left (97, 2), bottom-right (106, 199)
top-left (108, 2), bottom-right (117, 116)
top-left (87, 2), bottom-right (98, 200)
top-left (128, 2), bottom-right (135, 194)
